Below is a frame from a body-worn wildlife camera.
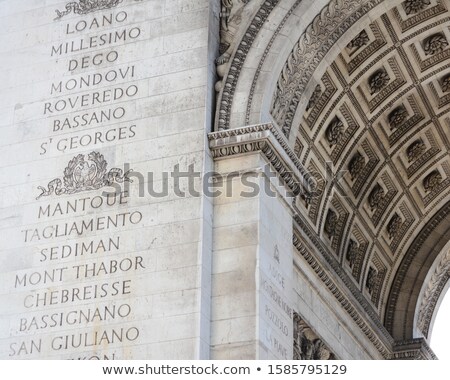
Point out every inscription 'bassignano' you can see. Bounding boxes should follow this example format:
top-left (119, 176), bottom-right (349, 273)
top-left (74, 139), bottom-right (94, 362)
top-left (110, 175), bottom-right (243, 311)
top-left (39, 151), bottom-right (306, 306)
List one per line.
top-left (6, 4), bottom-right (149, 360)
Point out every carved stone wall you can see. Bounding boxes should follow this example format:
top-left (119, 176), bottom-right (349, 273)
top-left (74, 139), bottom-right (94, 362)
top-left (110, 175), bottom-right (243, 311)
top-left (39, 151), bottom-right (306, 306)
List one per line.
top-left (214, 0), bottom-right (450, 358)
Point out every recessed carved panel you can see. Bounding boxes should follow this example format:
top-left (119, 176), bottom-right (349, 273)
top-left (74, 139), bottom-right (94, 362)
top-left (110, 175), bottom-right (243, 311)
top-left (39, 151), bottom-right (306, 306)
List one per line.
top-left (348, 152), bottom-right (365, 180)
top-left (387, 203), bottom-right (415, 253)
top-left (407, 139), bottom-right (426, 162)
top-left (411, 32), bottom-right (450, 72)
top-left (387, 96), bottom-right (425, 147)
top-left (324, 209), bottom-right (338, 239)
top-left (350, 226), bottom-right (370, 282)
top-left (366, 255), bottom-right (387, 307)
top-left (369, 173), bottom-right (398, 227)
top-left (392, 0), bottom-right (447, 33)
top-left (325, 117), bottom-right (344, 147)
top-left (369, 69), bottom-right (390, 94)
top-left (306, 85), bottom-right (322, 112)
top-left (369, 184), bottom-right (386, 212)
top-left (440, 74), bottom-right (450, 92)
top-left (328, 104), bottom-right (360, 165)
top-left (423, 33), bottom-right (449, 55)
top-left (305, 160), bottom-right (326, 225)
top-left (305, 73), bottom-right (338, 129)
top-left (294, 138), bottom-right (303, 158)
top-left (423, 169), bottom-right (443, 192)
top-left (422, 163), bottom-right (450, 206)
top-left (387, 213), bottom-right (403, 239)
top-left (428, 78), bottom-right (450, 108)
top-left (323, 198), bottom-right (349, 254)
top-left (406, 131), bottom-right (440, 178)
top-left (340, 22), bottom-right (388, 75)
top-left (358, 58), bottom-right (407, 113)
top-left (350, 140), bottom-right (380, 197)
top-left (403, 0), bottom-right (432, 15)
top-left (388, 106), bottom-right (409, 130)
top-left (347, 30), bottom-right (370, 52)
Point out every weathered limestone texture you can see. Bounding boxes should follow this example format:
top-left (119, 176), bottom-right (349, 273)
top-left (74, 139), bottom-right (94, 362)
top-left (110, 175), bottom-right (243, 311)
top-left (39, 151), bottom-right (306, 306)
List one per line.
top-left (0, 0), bottom-right (218, 359)
top-left (2, 0), bottom-right (450, 361)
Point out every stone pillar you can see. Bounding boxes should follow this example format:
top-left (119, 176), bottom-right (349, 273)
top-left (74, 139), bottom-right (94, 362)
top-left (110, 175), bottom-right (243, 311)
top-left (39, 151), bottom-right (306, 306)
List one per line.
top-left (209, 124), bottom-right (300, 359)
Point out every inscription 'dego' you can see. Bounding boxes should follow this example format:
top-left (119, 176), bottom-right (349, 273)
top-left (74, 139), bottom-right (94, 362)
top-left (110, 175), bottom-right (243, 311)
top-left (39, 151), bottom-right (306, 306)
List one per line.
top-left (9, 5), bottom-right (146, 359)
top-left (39, 10), bottom-right (141, 157)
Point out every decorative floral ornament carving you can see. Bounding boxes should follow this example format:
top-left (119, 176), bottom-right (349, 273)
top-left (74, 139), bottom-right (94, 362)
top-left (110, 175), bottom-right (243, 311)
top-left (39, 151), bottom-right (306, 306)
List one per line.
top-left (368, 184), bottom-right (385, 211)
top-left (36, 152), bottom-right (132, 200)
top-left (369, 69), bottom-right (390, 94)
top-left (324, 209), bottom-right (338, 238)
top-left (346, 239), bottom-right (359, 268)
top-left (417, 249), bottom-right (450, 336)
top-left (366, 267), bottom-right (378, 294)
top-left (293, 314), bottom-right (335, 360)
top-left (348, 152), bottom-right (365, 180)
top-left (347, 29), bottom-right (370, 53)
top-left (306, 85), bottom-right (322, 111)
top-left (55, 0), bottom-right (127, 20)
top-left (440, 74), bottom-right (450, 92)
top-left (423, 170), bottom-right (443, 193)
top-left (325, 117), bottom-right (344, 147)
top-left (406, 140), bottom-right (426, 162)
top-left (388, 106), bottom-right (408, 130)
top-left (403, 0), bottom-right (431, 15)
top-left (387, 213), bottom-right (403, 239)
top-left (423, 33), bottom-right (449, 56)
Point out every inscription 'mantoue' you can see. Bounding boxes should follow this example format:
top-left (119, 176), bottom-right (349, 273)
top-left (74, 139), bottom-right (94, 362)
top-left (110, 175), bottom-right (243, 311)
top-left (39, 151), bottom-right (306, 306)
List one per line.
top-left (3, 1), bottom-right (151, 360)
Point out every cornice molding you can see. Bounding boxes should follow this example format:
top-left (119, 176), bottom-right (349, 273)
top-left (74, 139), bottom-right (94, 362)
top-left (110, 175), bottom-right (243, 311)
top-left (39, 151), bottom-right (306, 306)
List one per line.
top-left (391, 339), bottom-right (438, 360)
top-left (208, 123), bottom-right (310, 196)
top-left (292, 227), bottom-right (393, 359)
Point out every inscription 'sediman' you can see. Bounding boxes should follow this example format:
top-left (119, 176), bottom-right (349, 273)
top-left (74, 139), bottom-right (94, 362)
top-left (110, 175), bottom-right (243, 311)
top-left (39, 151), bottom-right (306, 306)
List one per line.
top-left (55, 0), bottom-right (126, 20)
top-left (36, 152), bottom-right (132, 200)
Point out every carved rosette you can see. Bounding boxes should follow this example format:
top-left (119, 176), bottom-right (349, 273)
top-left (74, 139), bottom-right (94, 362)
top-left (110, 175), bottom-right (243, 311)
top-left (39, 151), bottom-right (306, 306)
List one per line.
top-left (369, 69), bottom-right (390, 94)
top-left (325, 117), bottom-right (344, 147)
top-left (347, 29), bottom-right (370, 53)
top-left (403, 0), bottom-right (431, 15)
top-left (369, 184), bottom-right (385, 211)
top-left (387, 213), bottom-right (403, 239)
top-left (346, 239), bottom-right (359, 268)
top-left (423, 170), bottom-right (443, 193)
top-left (306, 85), bottom-right (322, 111)
top-left (423, 33), bottom-right (449, 56)
top-left (440, 74), bottom-right (450, 92)
top-left (293, 314), bottom-right (335, 360)
top-left (388, 106), bottom-right (408, 130)
top-left (406, 140), bottom-right (426, 162)
top-left (366, 267), bottom-right (378, 294)
top-left (324, 209), bottom-right (338, 238)
top-left (348, 152), bottom-right (365, 180)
